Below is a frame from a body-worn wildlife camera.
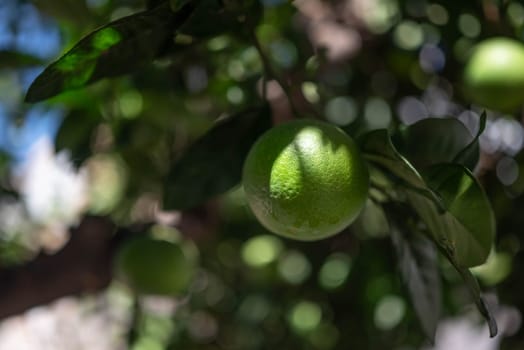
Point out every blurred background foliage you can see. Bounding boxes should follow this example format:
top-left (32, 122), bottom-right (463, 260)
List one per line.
top-left (0, 0), bottom-right (524, 349)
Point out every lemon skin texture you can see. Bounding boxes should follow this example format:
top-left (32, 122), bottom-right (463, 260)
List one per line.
top-left (464, 37), bottom-right (524, 112)
top-left (115, 237), bottom-right (196, 296)
top-left (242, 119), bottom-right (369, 241)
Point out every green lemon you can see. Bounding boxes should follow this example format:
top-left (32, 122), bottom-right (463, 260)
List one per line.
top-left (463, 37), bottom-right (524, 112)
top-left (115, 237), bottom-right (196, 296)
top-left (242, 119), bottom-right (369, 241)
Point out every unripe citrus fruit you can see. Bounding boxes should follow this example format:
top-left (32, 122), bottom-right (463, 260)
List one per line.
top-left (242, 119), bottom-right (369, 241)
top-left (115, 237), bottom-right (196, 296)
top-left (463, 37), bottom-right (524, 112)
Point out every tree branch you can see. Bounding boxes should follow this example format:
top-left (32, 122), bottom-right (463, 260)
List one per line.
top-left (0, 202), bottom-right (219, 320)
top-left (0, 216), bottom-right (117, 320)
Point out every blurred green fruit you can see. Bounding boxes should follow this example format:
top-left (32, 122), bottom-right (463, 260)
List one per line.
top-left (464, 37), bottom-right (524, 112)
top-left (115, 237), bottom-right (197, 296)
top-left (242, 119), bottom-right (369, 241)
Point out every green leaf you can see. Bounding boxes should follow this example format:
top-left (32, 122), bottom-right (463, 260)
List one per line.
top-left (0, 152), bottom-right (9, 178)
top-left (390, 226), bottom-right (441, 341)
top-left (394, 117), bottom-right (478, 170)
top-left (359, 129), bottom-right (444, 211)
top-left (353, 199), bottom-right (390, 239)
top-left (453, 111), bottom-right (487, 166)
top-left (164, 104), bottom-right (271, 210)
top-left (360, 130), bottom-right (495, 267)
top-left (25, 2), bottom-right (194, 103)
top-left (407, 164), bottom-right (495, 268)
top-left (443, 253), bottom-right (498, 337)
top-left (361, 129), bottom-right (496, 332)
top-left (360, 129), bottom-right (425, 188)
top-left (147, 0), bottom-right (168, 9)
top-left (0, 51), bottom-right (44, 69)
top-left (169, 0), bottom-right (193, 11)
top-left (55, 111), bottom-right (100, 165)
top-left (176, 0), bottom-right (262, 39)
top-left (0, 152), bottom-right (14, 196)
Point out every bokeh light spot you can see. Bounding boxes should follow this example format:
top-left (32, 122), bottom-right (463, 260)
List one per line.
top-left (394, 21), bottom-right (424, 50)
top-left (226, 86), bottom-right (244, 105)
top-left (472, 250), bottom-right (513, 286)
top-left (374, 295), bottom-right (406, 330)
top-left (288, 301), bottom-right (322, 333)
top-left (496, 156), bottom-right (519, 186)
top-left (427, 4), bottom-right (449, 25)
top-left (238, 294), bottom-right (271, 323)
top-left (132, 336), bottom-right (163, 350)
top-left (308, 322), bottom-right (340, 349)
top-left (397, 96), bottom-right (428, 125)
top-left (458, 14), bottom-right (481, 38)
top-left (242, 235), bottom-right (283, 267)
top-left (270, 38), bottom-right (297, 69)
top-left (325, 97), bottom-right (358, 126)
top-left (301, 82), bottom-right (320, 104)
top-left (419, 44), bottom-right (446, 73)
top-left (118, 90), bottom-right (143, 119)
top-left (364, 97), bottom-right (392, 130)
top-left (360, 0), bottom-right (400, 34)
top-left (318, 253), bottom-right (351, 290)
top-left (278, 250), bottom-right (311, 285)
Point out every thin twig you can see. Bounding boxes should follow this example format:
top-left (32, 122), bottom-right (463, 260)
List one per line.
top-left (251, 30), bottom-right (300, 117)
top-left (261, 73), bottom-right (268, 101)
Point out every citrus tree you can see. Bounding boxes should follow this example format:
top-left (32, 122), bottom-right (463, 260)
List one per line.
top-left (1, 0), bottom-right (524, 349)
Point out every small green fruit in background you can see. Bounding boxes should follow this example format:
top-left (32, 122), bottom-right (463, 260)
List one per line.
top-left (242, 119), bottom-right (369, 241)
top-left (115, 237), bottom-right (197, 296)
top-left (463, 37), bottom-right (524, 112)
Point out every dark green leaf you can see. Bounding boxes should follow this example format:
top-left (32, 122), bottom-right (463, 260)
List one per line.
top-left (360, 129), bottom-right (425, 188)
top-left (361, 130), bottom-right (495, 267)
top-left (147, 0), bottom-right (169, 9)
top-left (25, 3), bottom-right (194, 103)
top-left (353, 199), bottom-right (389, 239)
top-left (0, 152), bottom-right (13, 196)
top-left (391, 226), bottom-right (441, 341)
top-left (443, 253), bottom-right (498, 337)
top-left (170, 0), bottom-right (193, 11)
top-left (453, 111), bottom-right (487, 166)
top-left (407, 164), bottom-right (495, 267)
top-left (0, 51), bottom-right (44, 69)
top-left (359, 129), bottom-right (444, 211)
top-left (459, 267), bottom-right (498, 337)
top-left (55, 110), bottom-right (100, 165)
top-left (177, 0), bottom-right (262, 39)
top-left (164, 104), bottom-right (271, 210)
top-left (395, 117), bottom-right (478, 170)
top-left (0, 152), bottom-right (9, 178)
